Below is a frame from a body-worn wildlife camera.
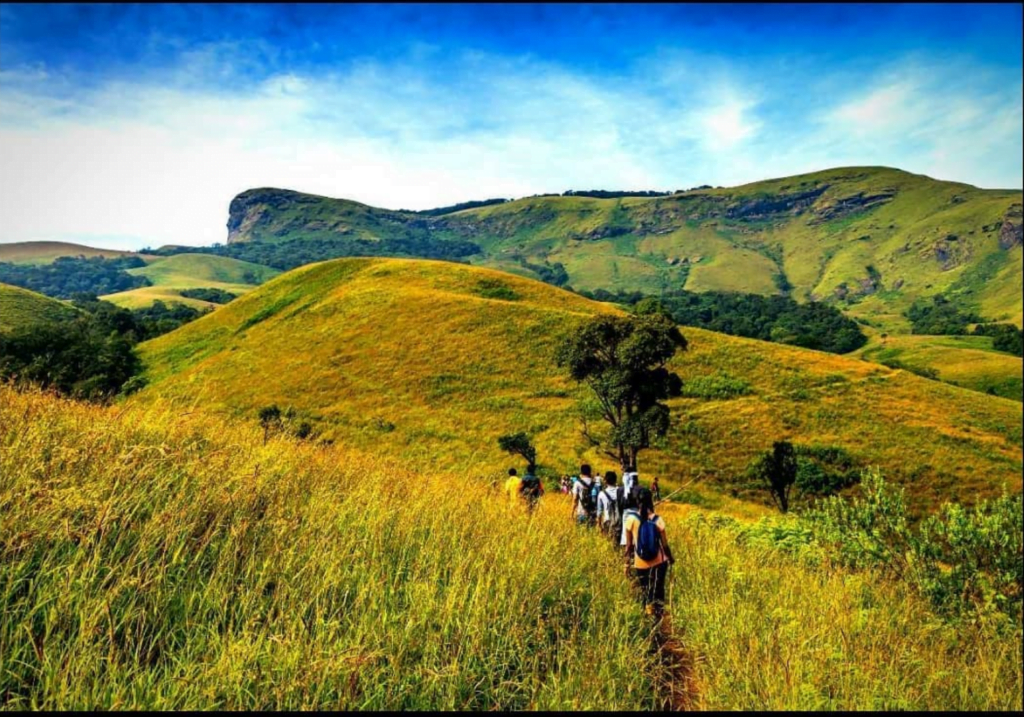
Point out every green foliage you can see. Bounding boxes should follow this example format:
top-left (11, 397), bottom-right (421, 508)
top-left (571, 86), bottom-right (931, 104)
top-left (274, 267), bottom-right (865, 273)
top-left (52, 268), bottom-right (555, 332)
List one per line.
top-left (151, 235), bottom-right (481, 272)
top-left (0, 293), bottom-right (206, 401)
top-left (0, 315), bottom-right (140, 400)
top-left (751, 441), bottom-right (799, 513)
top-left (590, 288), bottom-right (867, 354)
top-left (679, 373), bottom-right (753, 399)
top-left (973, 323), bottom-right (1024, 356)
top-left (793, 444), bottom-right (861, 497)
top-left (179, 287), bottom-right (238, 304)
top-left (406, 197), bottom-right (509, 216)
top-left (497, 431), bottom-right (537, 468)
top-left (809, 470), bottom-right (1023, 621)
top-left (556, 313), bottom-right (686, 468)
top-left (906, 295), bottom-right (982, 335)
top-left (0, 255), bottom-right (150, 298)
top-left (473, 278), bottom-right (520, 301)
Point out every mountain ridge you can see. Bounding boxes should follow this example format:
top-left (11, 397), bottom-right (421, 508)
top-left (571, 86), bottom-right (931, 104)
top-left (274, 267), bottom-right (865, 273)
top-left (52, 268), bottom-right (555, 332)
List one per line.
top-left (223, 166), bottom-right (1023, 332)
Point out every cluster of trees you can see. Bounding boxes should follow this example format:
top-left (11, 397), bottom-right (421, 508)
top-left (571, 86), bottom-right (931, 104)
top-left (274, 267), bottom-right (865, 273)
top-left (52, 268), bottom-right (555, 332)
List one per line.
top-left (749, 441), bottom-right (861, 513)
top-left (179, 287), bottom-right (237, 304)
top-left (408, 198), bottom-right (509, 216)
top-left (973, 322), bottom-right (1023, 356)
top-left (519, 259), bottom-right (569, 287)
top-left (0, 256), bottom-right (150, 298)
top-left (148, 236), bottom-right (482, 272)
top-left (562, 190), bottom-right (672, 199)
top-left (576, 288), bottom-right (866, 354)
top-left (906, 295), bottom-right (983, 335)
top-left (0, 295), bottom-right (207, 401)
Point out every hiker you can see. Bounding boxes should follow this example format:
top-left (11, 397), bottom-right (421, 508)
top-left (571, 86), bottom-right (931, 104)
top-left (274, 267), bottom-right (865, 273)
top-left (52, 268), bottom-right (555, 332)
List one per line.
top-left (622, 464), bottom-right (638, 496)
top-left (504, 468), bottom-right (522, 503)
top-left (571, 464), bottom-right (598, 526)
top-left (624, 488), bottom-right (675, 618)
top-left (597, 470), bottom-right (621, 539)
top-left (651, 476), bottom-right (661, 502)
top-left (560, 475), bottom-right (571, 494)
top-left (618, 478), bottom-right (641, 554)
top-left (519, 463), bottom-right (543, 508)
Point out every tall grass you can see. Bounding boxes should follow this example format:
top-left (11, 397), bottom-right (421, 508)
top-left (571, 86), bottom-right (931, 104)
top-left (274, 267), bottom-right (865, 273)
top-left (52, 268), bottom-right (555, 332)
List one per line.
top-left (660, 510), bottom-right (1023, 710)
top-left (0, 386), bottom-right (658, 710)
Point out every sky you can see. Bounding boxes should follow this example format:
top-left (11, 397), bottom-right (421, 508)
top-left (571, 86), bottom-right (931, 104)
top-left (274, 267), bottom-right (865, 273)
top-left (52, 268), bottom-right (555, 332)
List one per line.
top-left (0, 3), bottom-right (1021, 250)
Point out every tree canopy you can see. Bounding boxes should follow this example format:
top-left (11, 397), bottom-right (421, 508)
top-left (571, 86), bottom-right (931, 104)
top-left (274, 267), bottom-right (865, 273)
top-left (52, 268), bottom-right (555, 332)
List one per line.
top-left (556, 313), bottom-right (686, 469)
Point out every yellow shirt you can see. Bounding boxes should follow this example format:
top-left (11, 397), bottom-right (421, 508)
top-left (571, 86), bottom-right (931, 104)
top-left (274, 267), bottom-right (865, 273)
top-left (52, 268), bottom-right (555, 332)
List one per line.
top-left (505, 476), bottom-right (523, 501)
top-left (624, 513), bottom-right (667, 569)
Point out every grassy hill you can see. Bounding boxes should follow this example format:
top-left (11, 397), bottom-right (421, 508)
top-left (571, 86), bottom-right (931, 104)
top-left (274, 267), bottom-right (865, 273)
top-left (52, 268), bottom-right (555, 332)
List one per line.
top-left (4, 384), bottom-right (1019, 710)
top-left (0, 241), bottom-right (148, 264)
top-left (0, 282), bottom-right (79, 332)
top-left (226, 167), bottom-right (1023, 331)
top-left (102, 254), bottom-right (280, 309)
top-left (135, 258), bottom-right (1022, 513)
top-left (854, 332), bottom-right (1023, 401)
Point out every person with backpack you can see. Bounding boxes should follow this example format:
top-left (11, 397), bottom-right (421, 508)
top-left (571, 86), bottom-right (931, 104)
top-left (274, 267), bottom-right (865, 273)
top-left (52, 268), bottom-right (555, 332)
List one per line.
top-left (617, 476), bottom-right (641, 549)
top-left (623, 488), bottom-right (675, 618)
top-left (571, 464), bottom-right (598, 526)
top-left (622, 464), bottom-right (638, 496)
top-left (596, 470), bottom-right (621, 538)
top-left (519, 464), bottom-right (543, 509)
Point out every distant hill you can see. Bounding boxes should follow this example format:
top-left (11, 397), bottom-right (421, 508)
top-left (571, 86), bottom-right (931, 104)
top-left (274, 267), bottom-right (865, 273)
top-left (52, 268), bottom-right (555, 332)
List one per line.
top-left (0, 241), bottom-right (149, 264)
top-left (101, 254), bottom-right (280, 309)
top-left (225, 167), bottom-right (1023, 332)
top-left (135, 258), bottom-right (1022, 513)
top-left (0, 282), bottom-right (79, 332)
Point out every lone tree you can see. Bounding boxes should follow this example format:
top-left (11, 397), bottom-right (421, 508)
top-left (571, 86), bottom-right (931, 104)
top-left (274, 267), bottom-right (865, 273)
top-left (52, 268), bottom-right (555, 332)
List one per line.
top-left (498, 432), bottom-right (537, 468)
top-left (754, 440), bottom-right (799, 513)
top-left (556, 313), bottom-right (686, 470)
top-left (258, 405), bottom-right (282, 445)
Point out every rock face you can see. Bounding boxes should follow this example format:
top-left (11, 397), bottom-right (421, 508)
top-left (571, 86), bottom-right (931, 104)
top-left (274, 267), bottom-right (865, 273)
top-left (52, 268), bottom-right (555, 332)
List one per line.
top-left (808, 190), bottom-right (896, 224)
top-left (999, 203), bottom-right (1023, 250)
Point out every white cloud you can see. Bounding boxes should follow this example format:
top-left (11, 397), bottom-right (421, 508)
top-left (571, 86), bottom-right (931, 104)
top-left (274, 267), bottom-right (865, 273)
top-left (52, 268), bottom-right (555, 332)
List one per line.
top-left (0, 50), bottom-right (1019, 249)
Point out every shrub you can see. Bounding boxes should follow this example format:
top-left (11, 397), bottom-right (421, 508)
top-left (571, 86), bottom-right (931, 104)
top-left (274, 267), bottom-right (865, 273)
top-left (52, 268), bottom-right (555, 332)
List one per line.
top-left (808, 470), bottom-right (1023, 621)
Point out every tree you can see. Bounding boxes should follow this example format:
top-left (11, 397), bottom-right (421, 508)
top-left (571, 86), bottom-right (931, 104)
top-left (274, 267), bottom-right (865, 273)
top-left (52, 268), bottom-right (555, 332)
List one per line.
top-left (258, 405), bottom-right (282, 445)
top-left (556, 313), bottom-right (686, 469)
top-left (754, 441), bottom-right (799, 513)
top-left (497, 432), bottom-right (537, 468)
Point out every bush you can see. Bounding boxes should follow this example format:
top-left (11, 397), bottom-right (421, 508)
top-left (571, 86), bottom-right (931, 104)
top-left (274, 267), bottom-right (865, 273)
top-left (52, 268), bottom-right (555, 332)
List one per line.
top-left (808, 470), bottom-right (1023, 621)
top-left (679, 373), bottom-right (753, 399)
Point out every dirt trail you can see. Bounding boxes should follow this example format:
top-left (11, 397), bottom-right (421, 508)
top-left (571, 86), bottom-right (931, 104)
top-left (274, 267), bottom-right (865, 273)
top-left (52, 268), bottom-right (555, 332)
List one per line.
top-left (650, 605), bottom-right (701, 710)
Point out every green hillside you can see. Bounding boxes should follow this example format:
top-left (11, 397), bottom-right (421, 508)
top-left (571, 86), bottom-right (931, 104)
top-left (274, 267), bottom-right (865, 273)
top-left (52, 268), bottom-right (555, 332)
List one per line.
top-left (0, 282), bottom-right (79, 332)
top-left (135, 258), bottom-right (1022, 514)
top-left (0, 241), bottom-right (148, 265)
top-left (225, 167), bottom-right (1023, 331)
top-left (102, 254), bottom-right (280, 309)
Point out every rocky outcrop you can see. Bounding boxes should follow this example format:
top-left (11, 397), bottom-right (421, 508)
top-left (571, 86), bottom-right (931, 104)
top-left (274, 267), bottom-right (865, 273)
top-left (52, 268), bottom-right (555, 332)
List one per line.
top-left (998, 203), bottom-right (1022, 250)
top-left (808, 190), bottom-right (896, 224)
top-left (927, 234), bottom-right (971, 271)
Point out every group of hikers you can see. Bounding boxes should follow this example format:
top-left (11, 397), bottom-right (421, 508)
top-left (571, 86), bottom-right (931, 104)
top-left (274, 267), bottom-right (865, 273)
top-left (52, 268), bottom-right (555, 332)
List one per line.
top-left (505, 463), bottom-right (674, 618)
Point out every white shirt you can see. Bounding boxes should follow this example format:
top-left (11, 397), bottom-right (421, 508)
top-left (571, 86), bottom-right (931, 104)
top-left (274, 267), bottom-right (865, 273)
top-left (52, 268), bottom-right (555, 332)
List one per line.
top-left (623, 472), bottom-right (638, 494)
top-left (620, 508), bottom-right (640, 545)
top-left (572, 477), bottom-right (595, 517)
top-left (596, 486), bottom-right (619, 523)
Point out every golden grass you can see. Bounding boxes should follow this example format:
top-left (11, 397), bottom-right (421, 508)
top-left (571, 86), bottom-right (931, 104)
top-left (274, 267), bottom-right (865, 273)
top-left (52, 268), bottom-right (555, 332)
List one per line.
top-left (135, 258), bottom-right (1022, 514)
top-left (2, 384), bottom-right (1019, 710)
top-left (662, 512), bottom-right (1023, 710)
top-left (0, 385), bottom-right (659, 710)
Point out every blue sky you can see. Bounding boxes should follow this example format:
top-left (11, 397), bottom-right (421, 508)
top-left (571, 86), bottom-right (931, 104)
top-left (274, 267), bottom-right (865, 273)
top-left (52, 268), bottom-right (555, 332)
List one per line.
top-left (1, 3), bottom-right (1021, 249)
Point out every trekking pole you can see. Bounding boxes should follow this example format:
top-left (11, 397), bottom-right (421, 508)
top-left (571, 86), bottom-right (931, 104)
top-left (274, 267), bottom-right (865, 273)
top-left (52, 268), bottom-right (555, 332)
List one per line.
top-left (653, 474), bottom-right (703, 507)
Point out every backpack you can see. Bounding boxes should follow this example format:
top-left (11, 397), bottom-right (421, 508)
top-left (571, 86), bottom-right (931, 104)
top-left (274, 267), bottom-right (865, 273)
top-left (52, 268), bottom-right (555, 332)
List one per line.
top-left (520, 475), bottom-right (541, 500)
top-left (636, 514), bottom-right (662, 562)
top-left (618, 483), bottom-right (640, 511)
top-left (578, 478), bottom-right (597, 515)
